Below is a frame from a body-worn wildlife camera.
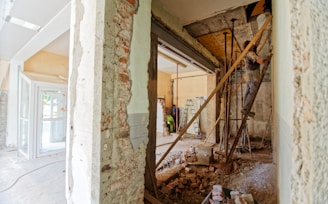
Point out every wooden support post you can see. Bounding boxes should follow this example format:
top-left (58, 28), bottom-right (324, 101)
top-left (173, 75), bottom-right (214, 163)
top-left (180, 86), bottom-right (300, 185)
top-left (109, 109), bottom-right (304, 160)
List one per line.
top-left (146, 32), bottom-right (158, 193)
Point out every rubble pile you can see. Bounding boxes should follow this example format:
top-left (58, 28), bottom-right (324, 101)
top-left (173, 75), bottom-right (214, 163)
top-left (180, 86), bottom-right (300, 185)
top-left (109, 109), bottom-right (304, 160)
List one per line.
top-left (157, 160), bottom-right (276, 204)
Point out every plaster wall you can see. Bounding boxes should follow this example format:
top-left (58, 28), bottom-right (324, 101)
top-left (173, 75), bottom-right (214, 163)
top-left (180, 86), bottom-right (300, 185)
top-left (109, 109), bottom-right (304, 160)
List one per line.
top-left (171, 71), bottom-right (208, 134)
top-left (206, 73), bottom-right (217, 143)
top-left (172, 70), bottom-right (208, 107)
top-left (157, 70), bottom-right (172, 107)
top-left (67, 0), bottom-right (150, 203)
top-left (274, 0), bottom-right (328, 203)
top-left (309, 2), bottom-right (328, 202)
top-left (25, 50), bottom-right (69, 78)
top-left (66, 0), bottom-right (104, 202)
top-left (128, 0), bottom-right (151, 149)
top-left (272, 0), bottom-right (293, 203)
top-left (289, 0), bottom-right (328, 203)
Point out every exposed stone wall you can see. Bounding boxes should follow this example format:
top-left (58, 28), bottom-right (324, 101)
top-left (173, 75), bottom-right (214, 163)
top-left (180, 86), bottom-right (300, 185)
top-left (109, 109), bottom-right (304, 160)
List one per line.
top-left (0, 91), bottom-right (8, 149)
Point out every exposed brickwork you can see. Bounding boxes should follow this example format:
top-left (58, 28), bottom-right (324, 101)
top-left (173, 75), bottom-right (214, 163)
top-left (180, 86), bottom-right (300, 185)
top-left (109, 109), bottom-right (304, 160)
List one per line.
top-left (100, 0), bottom-right (145, 203)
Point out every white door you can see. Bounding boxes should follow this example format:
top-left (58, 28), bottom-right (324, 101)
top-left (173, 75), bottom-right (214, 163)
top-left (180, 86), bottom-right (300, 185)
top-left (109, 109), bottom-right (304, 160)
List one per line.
top-left (37, 87), bottom-right (67, 157)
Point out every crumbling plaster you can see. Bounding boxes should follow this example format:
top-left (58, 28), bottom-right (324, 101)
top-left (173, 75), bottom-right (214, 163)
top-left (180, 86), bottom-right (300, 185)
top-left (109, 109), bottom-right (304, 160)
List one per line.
top-left (273, 0), bottom-right (328, 203)
top-left (67, 0), bottom-right (150, 203)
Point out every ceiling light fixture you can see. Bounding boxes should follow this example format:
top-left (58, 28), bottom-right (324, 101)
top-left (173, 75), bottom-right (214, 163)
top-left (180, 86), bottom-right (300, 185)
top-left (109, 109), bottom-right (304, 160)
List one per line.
top-left (5, 15), bottom-right (41, 31)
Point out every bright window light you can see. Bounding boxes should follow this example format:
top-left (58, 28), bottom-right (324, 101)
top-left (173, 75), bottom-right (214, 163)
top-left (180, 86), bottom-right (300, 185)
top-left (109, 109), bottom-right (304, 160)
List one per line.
top-left (5, 15), bottom-right (41, 31)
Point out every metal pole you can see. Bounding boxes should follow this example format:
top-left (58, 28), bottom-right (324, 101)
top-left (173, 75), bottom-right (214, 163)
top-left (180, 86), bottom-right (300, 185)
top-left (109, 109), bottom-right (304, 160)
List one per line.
top-left (223, 31), bottom-right (229, 157)
top-left (176, 63), bottom-right (179, 133)
top-left (235, 51), bottom-right (239, 135)
top-left (229, 18), bottom-right (237, 67)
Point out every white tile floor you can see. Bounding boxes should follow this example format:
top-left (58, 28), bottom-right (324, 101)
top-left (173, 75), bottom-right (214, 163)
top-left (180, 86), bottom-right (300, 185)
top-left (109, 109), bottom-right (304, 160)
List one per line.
top-left (0, 149), bottom-right (66, 204)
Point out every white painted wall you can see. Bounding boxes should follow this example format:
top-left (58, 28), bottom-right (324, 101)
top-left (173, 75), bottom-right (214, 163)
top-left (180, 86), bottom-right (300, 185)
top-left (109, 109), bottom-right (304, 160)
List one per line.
top-left (128, 0), bottom-right (151, 115)
top-left (66, 0), bottom-right (104, 202)
top-left (127, 0), bottom-right (151, 148)
top-left (0, 60), bottom-right (9, 89)
top-left (272, 0), bottom-right (293, 202)
top-left (274, 0), bottom-right (328, 203)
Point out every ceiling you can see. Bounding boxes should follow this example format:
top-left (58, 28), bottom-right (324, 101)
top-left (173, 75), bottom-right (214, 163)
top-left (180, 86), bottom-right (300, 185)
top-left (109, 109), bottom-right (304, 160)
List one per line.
top-left (0, 0), bottom-right (268, 73)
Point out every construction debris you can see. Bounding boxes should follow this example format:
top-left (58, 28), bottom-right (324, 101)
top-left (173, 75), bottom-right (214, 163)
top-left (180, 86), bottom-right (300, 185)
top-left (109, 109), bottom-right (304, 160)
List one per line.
top-left (156, 159), bottom-right (276, 204)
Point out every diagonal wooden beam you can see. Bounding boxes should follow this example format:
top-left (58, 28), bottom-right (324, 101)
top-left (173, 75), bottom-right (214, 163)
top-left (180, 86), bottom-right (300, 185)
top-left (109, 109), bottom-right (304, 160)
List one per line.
top-left (155, 15), bottom-right (273, 168)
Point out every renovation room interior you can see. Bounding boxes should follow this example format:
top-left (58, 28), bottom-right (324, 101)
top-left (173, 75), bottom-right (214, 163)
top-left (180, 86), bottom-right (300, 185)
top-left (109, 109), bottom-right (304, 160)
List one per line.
top-left (0, 0), bottom-right (328, 204)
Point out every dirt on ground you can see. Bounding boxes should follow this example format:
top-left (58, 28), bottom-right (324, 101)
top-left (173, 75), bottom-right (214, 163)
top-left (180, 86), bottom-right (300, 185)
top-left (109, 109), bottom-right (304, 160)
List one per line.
top-left (155, 140), bottom-right (277, 204)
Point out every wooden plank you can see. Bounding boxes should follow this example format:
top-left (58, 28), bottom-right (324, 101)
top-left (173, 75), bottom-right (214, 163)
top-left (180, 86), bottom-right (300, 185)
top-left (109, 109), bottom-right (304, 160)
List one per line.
top-left (144, 190), bottom-right (162, 204)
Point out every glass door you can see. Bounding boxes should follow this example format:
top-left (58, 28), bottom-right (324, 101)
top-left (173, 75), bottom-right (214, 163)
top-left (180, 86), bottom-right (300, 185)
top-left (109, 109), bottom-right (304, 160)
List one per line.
top-left (37, 87), bottom-right (67, 156)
